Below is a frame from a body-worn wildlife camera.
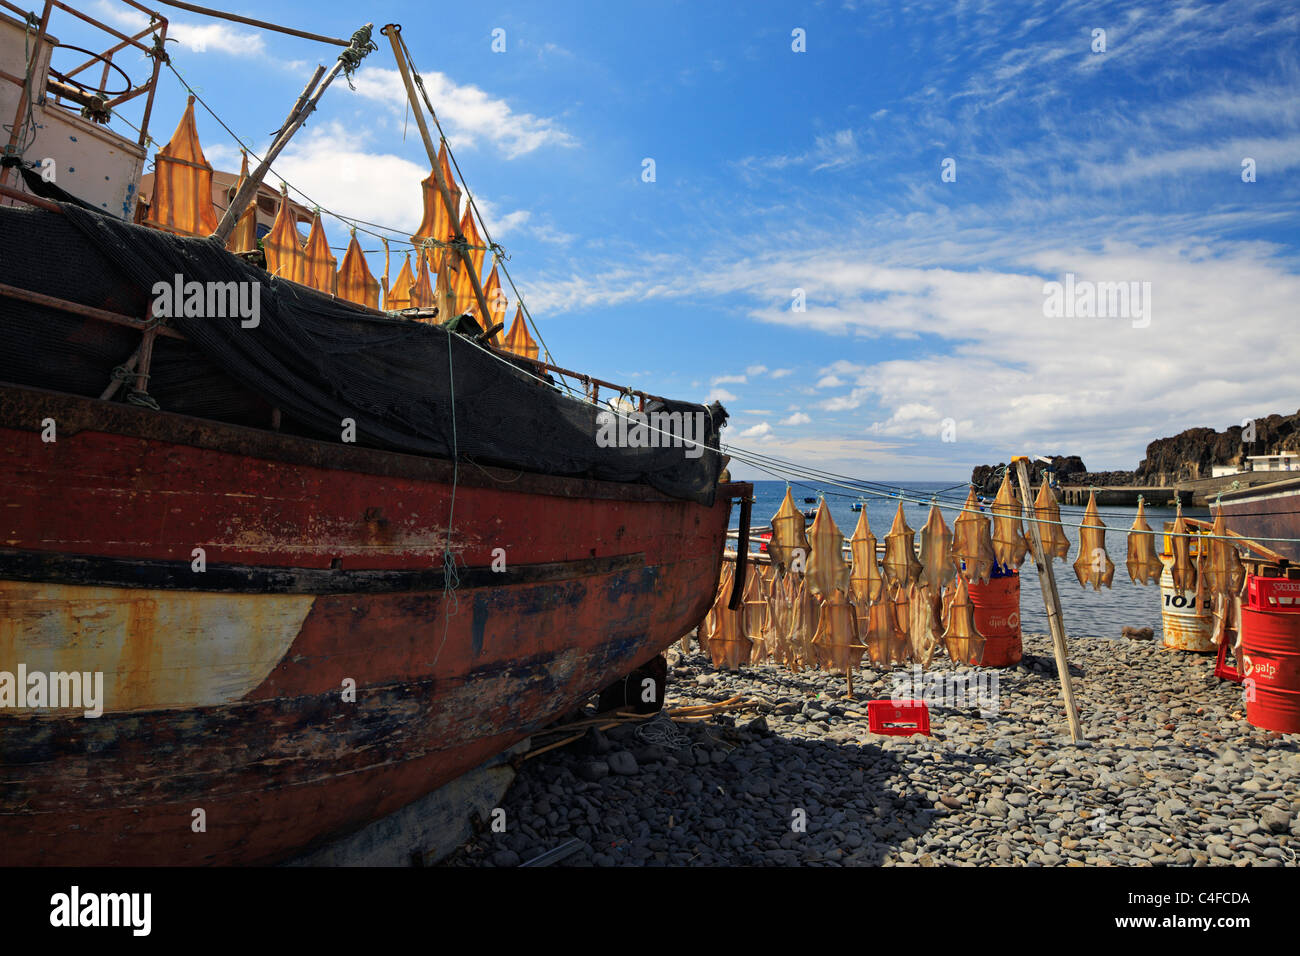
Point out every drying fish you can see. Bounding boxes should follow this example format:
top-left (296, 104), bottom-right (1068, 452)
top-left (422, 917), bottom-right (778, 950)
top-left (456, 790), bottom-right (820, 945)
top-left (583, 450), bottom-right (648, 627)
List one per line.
top-left (1071, 490), bottom-right (1114, 590)
top-left (1205, 507), bottom-right (1245, 598)
top-left (1125, 497), bottom-right (1160, 586)
top-left (1211, 590), bottom-right (1244, 655)
top-left (811, 588), bottom-right (866, 695)
top-left (767, 569), bottom-right (796, 667)
top-left (890, 579), bottom-right (912, 649)
top-left (941, 575), bottom-right (985, 666)
top-left (791, 576), bottom-right (821, 670)
top-left (951, 487), bottom-right (997, 584)
top-left (990, 471), bottom-right (1029, 569)
top-left (696, 561), bottom-right (732, 653)
top-left (805, 499), bottom-right (850, 597)
top-left (1033, 476), bottom-right (1071, 561)
top-left (848, 510), bottom-right (883, 605)
top-left (860, 592), bottom-right (909, 668)
top-left (769, 487), bottom-right (811, 574)
top-left (704, 564), bottom-right (752, 671)
top-left (739, 565), bottom-right (771, 665)
top-left (883, 501), bottom-right (923, 587)
top-left (918, 504), bottom-right (956, 594)
top-left (1168, 502), bottom-right (1196, 595)
top-left (907, 581), bottom-right (943, 667)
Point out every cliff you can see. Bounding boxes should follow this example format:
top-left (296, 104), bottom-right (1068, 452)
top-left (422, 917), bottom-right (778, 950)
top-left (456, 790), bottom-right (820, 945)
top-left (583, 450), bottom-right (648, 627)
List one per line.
top-left (969, 410), bottom-right (1300, 492)
top-left (1134, 411), bottom-right (1300, 485)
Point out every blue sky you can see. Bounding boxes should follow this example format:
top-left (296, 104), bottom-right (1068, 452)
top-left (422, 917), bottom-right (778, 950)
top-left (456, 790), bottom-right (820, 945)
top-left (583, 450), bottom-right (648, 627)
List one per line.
top-left (66, 0), bottom-right (1300, 479)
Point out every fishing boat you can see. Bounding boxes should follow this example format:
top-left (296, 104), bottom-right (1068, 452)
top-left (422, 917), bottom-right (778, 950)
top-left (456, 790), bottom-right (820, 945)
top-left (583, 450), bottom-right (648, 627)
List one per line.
top-left (0, 2), bottom-right (748, 865)
top-left (1213, 478), bottom-right (1300, 563)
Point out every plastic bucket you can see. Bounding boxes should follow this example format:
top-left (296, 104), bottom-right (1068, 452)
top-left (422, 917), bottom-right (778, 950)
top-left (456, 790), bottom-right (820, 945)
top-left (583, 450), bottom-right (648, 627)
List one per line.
top-left (1241, 575), bottom-right (1300, 734)
top-left (1159, 558), bottom-right (1215, 652)
top-left (968, 570), bottom-right (1021, 667)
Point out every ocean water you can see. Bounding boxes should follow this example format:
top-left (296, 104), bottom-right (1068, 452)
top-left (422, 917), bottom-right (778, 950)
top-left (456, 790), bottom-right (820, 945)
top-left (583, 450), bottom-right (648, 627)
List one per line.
top-left (740, 480), bottom-right (1212, 642)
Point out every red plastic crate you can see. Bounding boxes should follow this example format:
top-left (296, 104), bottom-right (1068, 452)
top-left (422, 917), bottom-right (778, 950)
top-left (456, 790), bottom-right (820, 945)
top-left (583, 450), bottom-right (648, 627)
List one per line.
top-left (868, 699), bottom-right (931, 736)
top-left (1247, 575), bottom-right (1300, 612)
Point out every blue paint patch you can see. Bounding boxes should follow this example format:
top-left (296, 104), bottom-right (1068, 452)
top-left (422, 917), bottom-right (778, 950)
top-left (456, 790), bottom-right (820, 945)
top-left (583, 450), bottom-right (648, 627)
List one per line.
top-left (69, 135), bottom-right (77, 142)
top-left (471, 592), bottom-right (489, 657)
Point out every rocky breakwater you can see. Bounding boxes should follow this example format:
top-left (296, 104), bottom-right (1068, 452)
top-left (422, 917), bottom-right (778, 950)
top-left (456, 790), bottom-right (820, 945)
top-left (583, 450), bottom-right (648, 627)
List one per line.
top-left (444, 632), bottom-right (1298, 867)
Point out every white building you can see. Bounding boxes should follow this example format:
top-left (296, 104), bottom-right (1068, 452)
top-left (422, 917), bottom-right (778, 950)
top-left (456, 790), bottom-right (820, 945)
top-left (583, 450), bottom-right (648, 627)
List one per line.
top-left (1247, 451), bottom-right (1300, 473)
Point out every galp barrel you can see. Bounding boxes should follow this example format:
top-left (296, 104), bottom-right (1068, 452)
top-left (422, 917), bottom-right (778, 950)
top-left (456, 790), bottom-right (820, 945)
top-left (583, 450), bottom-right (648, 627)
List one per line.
top-left (1241, 573), bottom-right (1300, 734)
top-left (968, 564), bottom-right (1021, 667)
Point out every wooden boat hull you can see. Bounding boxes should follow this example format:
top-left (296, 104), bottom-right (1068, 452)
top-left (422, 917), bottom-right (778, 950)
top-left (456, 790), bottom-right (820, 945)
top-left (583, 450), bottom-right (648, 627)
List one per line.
top-left (1216, 477), bottom-right (1300, 563)
top-left (0, 384), bottom-right (743, 865)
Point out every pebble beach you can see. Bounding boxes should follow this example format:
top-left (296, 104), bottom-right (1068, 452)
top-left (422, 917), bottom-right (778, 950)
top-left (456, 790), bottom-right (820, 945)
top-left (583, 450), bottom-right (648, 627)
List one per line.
top-left (445, 631), bottom-right (1299, 867)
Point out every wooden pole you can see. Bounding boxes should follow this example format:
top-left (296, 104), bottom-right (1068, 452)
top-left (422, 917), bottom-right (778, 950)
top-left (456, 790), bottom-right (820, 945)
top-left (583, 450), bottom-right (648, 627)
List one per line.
top-left (143, 0), bottom-right (354, 46)
top-left (210, 63), bottom-right (327, 245)
top-left (380, 24), bottom-right (493, 323)
top-left (1013, 456), bottom-right (1083, 742)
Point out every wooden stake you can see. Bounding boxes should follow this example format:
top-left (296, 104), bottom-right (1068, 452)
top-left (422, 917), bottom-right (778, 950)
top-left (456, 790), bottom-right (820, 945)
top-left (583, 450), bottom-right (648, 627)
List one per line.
top-left (1013, 456), bottom-right (1083, 742)
top-left (211, 63), bottom-right (327, 244)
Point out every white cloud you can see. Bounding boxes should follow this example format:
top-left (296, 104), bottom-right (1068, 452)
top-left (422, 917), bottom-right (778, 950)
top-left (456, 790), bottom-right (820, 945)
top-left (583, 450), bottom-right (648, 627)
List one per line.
top-left (745, 364), bottom-right (768, 376)
top-left (780, 412), bottom-right (812, 426)
top-left (705, 388), bottom-right (738, 403)
top-left (92, 3), bottom-right (265, 58)
top-left (735, 422), bottom-right (773, 440)
top-left (349, 66), bottom-right (575, 159)
top-left (770, 368), bottom-right (794, 378)
top-left (711, 373), bottom-right (747, 385)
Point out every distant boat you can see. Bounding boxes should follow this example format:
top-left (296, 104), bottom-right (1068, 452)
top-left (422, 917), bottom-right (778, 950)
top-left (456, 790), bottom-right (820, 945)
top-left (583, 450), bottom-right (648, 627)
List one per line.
top-left (803, 497), bottom-right (816, 504)
top-left (802, 509), bottom-right (817, 519)
top-left (850, 502), bottom-right (863, 512)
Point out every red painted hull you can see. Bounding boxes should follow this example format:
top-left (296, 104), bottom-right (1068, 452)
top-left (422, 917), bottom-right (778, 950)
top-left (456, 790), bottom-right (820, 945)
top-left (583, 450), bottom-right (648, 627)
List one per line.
top-left (0, 385), bottom-right (743, 865)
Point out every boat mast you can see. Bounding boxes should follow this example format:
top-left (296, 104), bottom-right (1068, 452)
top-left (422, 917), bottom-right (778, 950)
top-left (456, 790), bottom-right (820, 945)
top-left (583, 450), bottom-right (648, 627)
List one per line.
top-left (211, 25), bottom-right (375, 244)
top-left (380, 24), bottom-right (494, 323)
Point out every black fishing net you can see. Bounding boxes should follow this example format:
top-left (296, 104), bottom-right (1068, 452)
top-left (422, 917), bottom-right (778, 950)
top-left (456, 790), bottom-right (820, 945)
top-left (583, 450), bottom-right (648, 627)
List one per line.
top-left (0, 203), bottom-right (727, 504)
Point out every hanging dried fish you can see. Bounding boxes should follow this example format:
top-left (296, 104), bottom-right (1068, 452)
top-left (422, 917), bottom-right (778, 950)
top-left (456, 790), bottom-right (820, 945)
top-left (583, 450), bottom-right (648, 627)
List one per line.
top-left (918, 504), bottom-right (956, 594)
top-left (860, 591), bottom-right (909, 668)
top-left (890, 579), bottom-right (912, 649)
top-left (1168, 502), bottom-right (1196, 595)
top-left (1071, 490), bottom-right (1114, 590)
top-left (990, 471), bottom-right (1029, 569)
top-left (1125, 497), bottom-right (1160, 586)
top-left (769, 487), bottom-right (811, 574)
top-left (696, 561), bottom-right (733, 653)
top-left (907, 581), bottom-right (942, 666)
top-left (1211, 590), bottom-right (1243, 655)
top-left (805, 499), bottom-right (850, 597)
top-left (941, 575), bottom-right (985, 666)
top-left (705, 576), bottom-right (752, 671)
top-left (740, 565), bottom-right (770, 665)
top-left (1205, 507), bottom-right (1245, 598)
top-left (848, 510), bottom-right (883, 605)
top-left (811, 588), bottom-right (866, 695)
top-left (767, 568), bottom-right (795, 667)
top-left (792, 576), bottom-right (821, 670)
top-left (951, 487), bottom-right (996, 584)
top-left (1033, 476), bottom-right (1071, 561)
top-left (883, 501), bottom-right (923, 587)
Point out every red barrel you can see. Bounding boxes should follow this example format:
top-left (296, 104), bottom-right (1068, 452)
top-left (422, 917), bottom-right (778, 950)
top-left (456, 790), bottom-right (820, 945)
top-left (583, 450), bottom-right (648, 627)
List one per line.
top-left (1241, 574), bottom-right (1300, 734)
top-left (968, 570), bottom-right (1022, 667)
